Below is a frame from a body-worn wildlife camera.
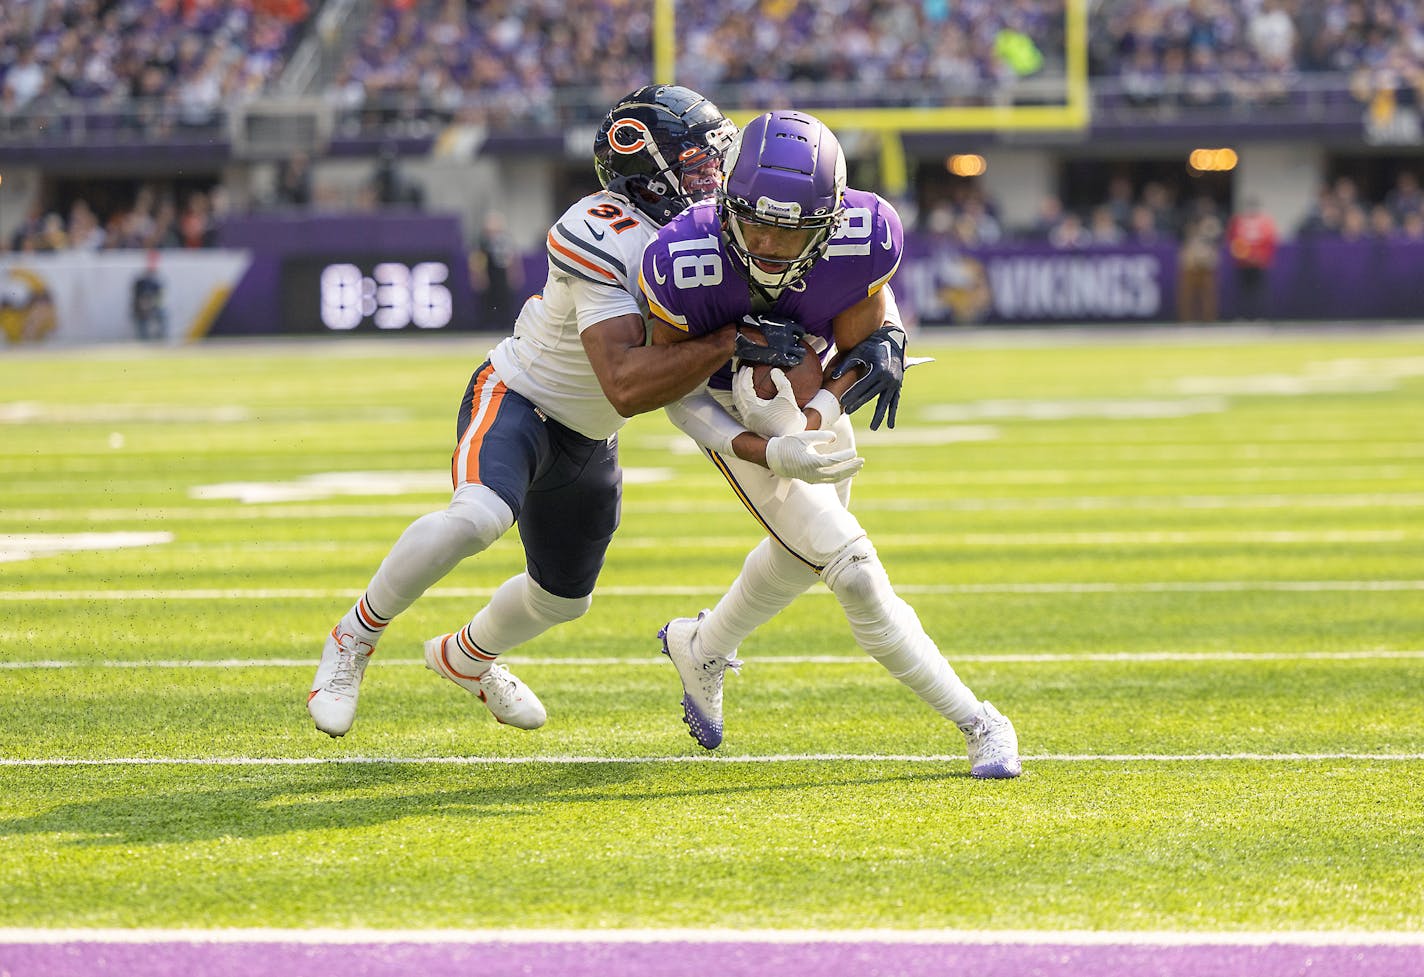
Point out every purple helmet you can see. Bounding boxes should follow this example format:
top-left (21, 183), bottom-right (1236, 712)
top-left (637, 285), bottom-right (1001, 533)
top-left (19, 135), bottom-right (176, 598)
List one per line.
top-left (718, 111), bottom-right (846, 291)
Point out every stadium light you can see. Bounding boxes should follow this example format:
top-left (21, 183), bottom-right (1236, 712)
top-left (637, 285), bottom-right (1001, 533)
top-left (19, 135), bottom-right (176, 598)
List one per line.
top-left (947, 154), bottom-right (988, 177)
top-left (1188, 148), bottom-right (1239, 173)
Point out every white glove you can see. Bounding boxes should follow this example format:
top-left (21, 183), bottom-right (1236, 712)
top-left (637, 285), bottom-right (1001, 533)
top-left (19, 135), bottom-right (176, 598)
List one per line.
top-left (764, 429), bottom-right (864, 483)
top-left (733, 367), bottom-right (806, 438)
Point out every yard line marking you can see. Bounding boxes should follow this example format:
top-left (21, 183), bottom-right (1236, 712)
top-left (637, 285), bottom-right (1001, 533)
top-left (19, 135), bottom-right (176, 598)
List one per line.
top-left (2, 927), bottom-right (1422, 946)
top-left (4, 753), bottom-right (1423, 768)
top-left (628, 530), bottom-right (1415, 548)
top-left (3, 581), bottom-right (1422, 601)
top-left (4, 650), bottom-right (1422, 670)
top-left (25, 528), bottom-right (1423, 557)
top-left (0, 531), bottom-right (173, 563)
top-left (6, 493), bottom-right (1424, 522)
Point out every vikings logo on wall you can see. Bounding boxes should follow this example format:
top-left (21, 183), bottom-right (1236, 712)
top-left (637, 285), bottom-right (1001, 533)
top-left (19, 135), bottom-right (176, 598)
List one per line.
top-left (936, 253), bottom-right (993, 324)
top-left (0, 267), bottom-right (57, 345)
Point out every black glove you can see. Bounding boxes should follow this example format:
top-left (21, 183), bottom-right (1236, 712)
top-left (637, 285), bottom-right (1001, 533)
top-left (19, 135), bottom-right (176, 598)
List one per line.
top-left (732, 313), bottom-right (807, 369)
top-left (829, 324), bottom-right (906, 430)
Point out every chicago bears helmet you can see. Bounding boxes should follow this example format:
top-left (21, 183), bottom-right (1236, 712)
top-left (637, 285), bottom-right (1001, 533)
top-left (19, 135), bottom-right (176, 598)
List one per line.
top-left (718, 111), bottom-right (847, 291)
top-left (594, 85), bottom-right (736, 226)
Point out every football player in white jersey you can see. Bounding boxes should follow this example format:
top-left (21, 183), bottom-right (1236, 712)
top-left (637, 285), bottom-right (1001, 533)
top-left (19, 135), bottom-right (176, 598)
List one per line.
top-left (307, 86), bottom-right (849, 738)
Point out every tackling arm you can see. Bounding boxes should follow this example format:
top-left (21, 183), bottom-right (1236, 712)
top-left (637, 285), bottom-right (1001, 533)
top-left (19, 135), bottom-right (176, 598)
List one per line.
top-left (580, 313), bottom-right (736, 417)
top-left (654, 319), bottom-right (862, 483)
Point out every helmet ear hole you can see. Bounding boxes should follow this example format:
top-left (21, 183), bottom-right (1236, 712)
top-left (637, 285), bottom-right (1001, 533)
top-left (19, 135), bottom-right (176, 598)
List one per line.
top-left (593, 85), bottom-right (736, 227)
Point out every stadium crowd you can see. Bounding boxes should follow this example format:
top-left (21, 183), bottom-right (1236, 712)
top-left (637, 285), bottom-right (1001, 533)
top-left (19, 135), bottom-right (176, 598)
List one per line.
top-left (5, 0), bottom-right (1424, 258)
top-left (327, 0), bottom-right (1424, 123)
top-left (4, 185), bottom-right (226, 253)
top-left (1093, 0), bottom-right (1424, 109)
top-left (6, 0), bottom-right (1424, 127)
top-left (912, 166), bottom-right (1424, 248)
top-left (1, 0), bottom-right (306, 127)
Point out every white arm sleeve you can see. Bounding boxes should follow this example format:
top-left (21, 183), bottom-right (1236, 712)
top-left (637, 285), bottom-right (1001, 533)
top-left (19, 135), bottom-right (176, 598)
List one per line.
top-left (664, 390), bottom-right (748, 456)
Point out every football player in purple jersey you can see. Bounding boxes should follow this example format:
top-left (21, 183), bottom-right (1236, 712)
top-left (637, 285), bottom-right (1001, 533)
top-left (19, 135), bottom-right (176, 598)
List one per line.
top-left (641, 110), bottom-right (1021, 778)
top-left (306, 87), bottom-right (845, 740)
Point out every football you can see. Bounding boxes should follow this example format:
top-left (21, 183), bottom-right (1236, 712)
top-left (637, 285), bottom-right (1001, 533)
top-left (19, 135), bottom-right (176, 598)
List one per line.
top-left (737, 329), bottom-right (824, 409)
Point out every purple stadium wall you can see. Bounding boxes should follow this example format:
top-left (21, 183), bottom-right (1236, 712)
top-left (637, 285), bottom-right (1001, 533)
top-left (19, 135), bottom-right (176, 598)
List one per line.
top-left (206, 215), bottom-right (1424, 338)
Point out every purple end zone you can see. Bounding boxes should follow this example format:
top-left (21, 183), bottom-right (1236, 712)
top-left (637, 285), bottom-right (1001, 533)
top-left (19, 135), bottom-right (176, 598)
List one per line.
top-left (2, 940), bottom-right (1422, 977)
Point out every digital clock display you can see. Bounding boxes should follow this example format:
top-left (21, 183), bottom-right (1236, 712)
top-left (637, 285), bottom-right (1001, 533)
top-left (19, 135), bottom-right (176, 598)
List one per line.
top-left (281, 257), bottom-right (473, 334)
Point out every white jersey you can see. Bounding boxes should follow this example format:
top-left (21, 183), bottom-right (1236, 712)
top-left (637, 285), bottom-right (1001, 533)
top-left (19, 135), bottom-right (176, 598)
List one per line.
top-left (488, 189), bottom-right (658, 441)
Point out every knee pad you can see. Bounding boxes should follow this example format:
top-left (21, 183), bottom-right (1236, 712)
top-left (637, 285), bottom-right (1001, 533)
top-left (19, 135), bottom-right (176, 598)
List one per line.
top-left (446, 483), bottom-right (515, 554)
top-left (525, 574), bottom-right (592, 624)
top-left (820, 535), bottom-right (887, 607)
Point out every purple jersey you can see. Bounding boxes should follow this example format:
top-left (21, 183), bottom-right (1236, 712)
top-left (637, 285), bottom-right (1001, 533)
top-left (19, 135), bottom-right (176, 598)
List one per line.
top-left (640, 188), bottom-right (903, 389)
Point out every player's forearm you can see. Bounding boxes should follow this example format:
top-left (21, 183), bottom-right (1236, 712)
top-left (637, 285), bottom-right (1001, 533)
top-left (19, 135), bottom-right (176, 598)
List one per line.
top-left (729, 431), bottom-right (770, 467)
top-left (607, 325), bottom-right (736, 416)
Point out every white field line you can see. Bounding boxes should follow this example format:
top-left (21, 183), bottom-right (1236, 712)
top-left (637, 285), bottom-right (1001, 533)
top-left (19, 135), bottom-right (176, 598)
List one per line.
top-left (3, 581), bottom-right (1422, 601)
top-left (3, 650), bottom-right (1422, 670)
top-left (1, 927), bottom-right (1422, 947)
top-left (13, 530), bottom-right (1422, 557)
top-left (3, 753), bottom-right (1423, 768)
top-left (615, 530), bottom-right (1418, 547)
top-left (7, 493), bottom-right (1424, 522)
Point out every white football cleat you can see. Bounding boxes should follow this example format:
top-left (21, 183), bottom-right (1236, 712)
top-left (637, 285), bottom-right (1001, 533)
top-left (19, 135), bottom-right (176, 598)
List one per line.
top-left (659, 610), bottom-right (741, 750)
top-left (423, 633), bottom-right (546, 730)
top-left (308, 627), bottom-right (375, 737)
top-left (959, 700), bottom-right (1022, 779)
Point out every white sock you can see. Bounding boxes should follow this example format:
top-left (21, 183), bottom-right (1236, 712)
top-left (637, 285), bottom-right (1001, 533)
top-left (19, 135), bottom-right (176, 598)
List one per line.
top-left (465, 573), bottom-right (592, 656)
top-left (697, 538), bottom-right (819, 659)
top-left (343, 484), bottom-right (513, 648)
top-left (336, 592), bottom-right (390, 645)
top-left (823, 538), bottom-right (981, 726)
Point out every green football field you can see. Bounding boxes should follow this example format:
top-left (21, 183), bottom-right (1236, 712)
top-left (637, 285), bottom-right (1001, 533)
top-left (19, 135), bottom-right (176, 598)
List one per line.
top-left (1, 326), bottom-right (1422, 936)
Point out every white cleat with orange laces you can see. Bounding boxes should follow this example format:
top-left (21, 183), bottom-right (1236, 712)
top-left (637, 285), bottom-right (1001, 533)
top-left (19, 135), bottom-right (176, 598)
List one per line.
top-left (308, 627), bottom-right (375, 737)
top-left (423, 633), bottom-right (547, 730)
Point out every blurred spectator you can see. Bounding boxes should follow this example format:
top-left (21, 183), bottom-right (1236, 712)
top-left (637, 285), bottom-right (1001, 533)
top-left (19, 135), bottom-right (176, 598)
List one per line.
top-left (1247, 0), bottom-right (1296, 67)
top-left (1088, 205), bottom-right (1125, 245)
top-left (1178, 211), bottom-right (1222, 322)
top-left (370, 146), bottom-right (424, 208)
top-left (1141, 181), bottom-right (1181, 237)
top-left (1386, 171), bottom-right (1423, 222)
top-left (130, 249), bottom-right (168, 341)
top-left (8, 207), bottom-right (45, 252)
top-left (2, 43), bottom-right (45, 111)
top-left (1048, 211), bottom-right (1092, 248)
top-left (1369, 203), bottom-right (1396, 237)
top-left (275, 152), bottom-right (313, 208)
top-left (32, 213), bottom-right (69, 252)
top-left (1339, 203), bottom-right (1370, 241)
top-left (1030, 195), bottom-right (1065, 241)
top-left (1127, 203), bottom-right (1167, 243)
top-left (177, 191), bottom-right (216, 248)
top-left (67, 199), bottom-right (105, 251)
top-left (1225, 196), bottom-right (1278, 319)
top-left (1297, 186), bottom-right (1344, 238)
top-left (1105, 175), bottom-right (1136, 228)
top-left (470, 210), bottom-right (521, 328)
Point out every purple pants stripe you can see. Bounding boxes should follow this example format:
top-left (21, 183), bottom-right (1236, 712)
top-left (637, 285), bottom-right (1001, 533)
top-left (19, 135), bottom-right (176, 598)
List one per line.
top-left (2, 941), bottom-right (1421, 977)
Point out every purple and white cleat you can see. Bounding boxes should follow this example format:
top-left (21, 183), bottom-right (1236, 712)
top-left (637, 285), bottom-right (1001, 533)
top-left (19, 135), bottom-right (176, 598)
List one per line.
top-left (959, 700), bottom-right (1023, 779)
top-left (659, 611), bottom-right (741, 750)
